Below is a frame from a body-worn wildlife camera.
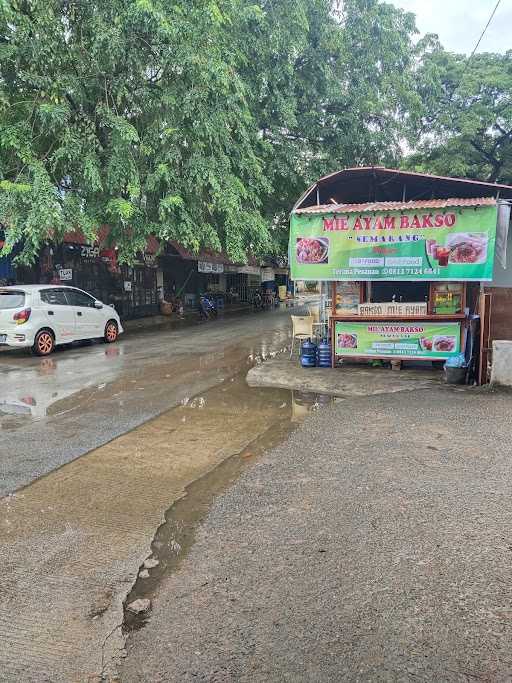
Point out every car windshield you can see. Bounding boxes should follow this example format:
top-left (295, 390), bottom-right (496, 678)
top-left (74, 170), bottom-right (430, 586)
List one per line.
top-left (0, 290), bottom-right (25, 309)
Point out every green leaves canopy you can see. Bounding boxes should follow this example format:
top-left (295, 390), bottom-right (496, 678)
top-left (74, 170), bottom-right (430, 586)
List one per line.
top-left (408, 44), bottom-right (512, 184)
top-left (0, 0), bottom-right (420, 263)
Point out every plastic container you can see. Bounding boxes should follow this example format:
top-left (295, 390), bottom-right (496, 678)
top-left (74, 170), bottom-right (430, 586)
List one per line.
top-left (445, 353), bottom-right (466, 369)
top-left (317, 338), bottom-right (332, 368)
top-left (278, 285), bottom-right (287, 301)
top-left (300, 339), bottom-right (317, 368)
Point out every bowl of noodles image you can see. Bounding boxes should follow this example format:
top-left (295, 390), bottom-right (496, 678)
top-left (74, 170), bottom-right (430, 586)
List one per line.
top-left (432, 335), bottom-right (456, 353)
top-left (446, 233), bottom-right (488, 265)
top-left (337, 332), bottom-right (358, 349)
top-left (296, 237), bottom-right (329, 265)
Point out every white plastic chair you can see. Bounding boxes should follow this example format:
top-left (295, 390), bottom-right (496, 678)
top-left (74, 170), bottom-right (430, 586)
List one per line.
top-left (290, 315), bottom-right (314, 359)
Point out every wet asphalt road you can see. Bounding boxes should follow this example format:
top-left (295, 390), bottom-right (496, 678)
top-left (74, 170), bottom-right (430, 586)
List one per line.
top-left (0, 307), bottom-right (295, 497)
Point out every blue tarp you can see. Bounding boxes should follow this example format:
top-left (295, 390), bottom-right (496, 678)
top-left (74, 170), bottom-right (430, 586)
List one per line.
top-left (0, 254), bottom-right (15, 281)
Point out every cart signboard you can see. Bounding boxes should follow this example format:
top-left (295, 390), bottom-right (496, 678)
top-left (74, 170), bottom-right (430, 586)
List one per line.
top-left (290, 204), bottom-right (497, 281)
top-left (335, 321), bottom-right (461, 360)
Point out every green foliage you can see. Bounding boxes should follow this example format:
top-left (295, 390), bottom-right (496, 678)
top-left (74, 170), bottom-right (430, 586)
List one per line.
top-left (408, 45), bottom-right (512, 184)
top-left (0, 0), bottom-right (422, 264)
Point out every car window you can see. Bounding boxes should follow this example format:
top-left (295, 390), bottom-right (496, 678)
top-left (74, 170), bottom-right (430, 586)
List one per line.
top-left (0, 290), bottom-right (25, 309)
top-left (40, 289), bottom-right (69, 306)
top-left (65, 289), bottom-right (96, 308)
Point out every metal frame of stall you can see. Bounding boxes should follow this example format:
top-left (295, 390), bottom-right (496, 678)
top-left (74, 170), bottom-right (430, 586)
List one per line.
top-left (329, 281), bottom-right (468, 366)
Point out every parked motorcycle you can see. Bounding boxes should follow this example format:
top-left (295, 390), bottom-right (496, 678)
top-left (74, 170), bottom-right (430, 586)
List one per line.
top-left (199, 293), bottom-right (218, 320)
top-left (252, 290), bottom-right (263, 311)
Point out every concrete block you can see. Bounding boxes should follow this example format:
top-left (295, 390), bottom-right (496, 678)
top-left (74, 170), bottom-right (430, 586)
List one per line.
top-left (491, 340), bottom-right (512, 387)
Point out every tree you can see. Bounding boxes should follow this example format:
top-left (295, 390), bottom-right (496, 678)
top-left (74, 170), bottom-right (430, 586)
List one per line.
top-left (0, 0), bottom-right (421, 264)
top-left (408, 45), bottom-right (512, 184)
top-left (241, 0), bottom-right (421, 252)
top-left (0, 0), bottom-right (271, 263)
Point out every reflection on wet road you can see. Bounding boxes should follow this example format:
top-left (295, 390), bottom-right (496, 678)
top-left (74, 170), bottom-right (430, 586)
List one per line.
top-left (0, 309), bottom-right (296, 496)
top-left (0, 310), bottom-right (328, 682)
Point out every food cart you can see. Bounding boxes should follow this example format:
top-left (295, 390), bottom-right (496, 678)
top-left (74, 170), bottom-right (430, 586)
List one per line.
top-left (289, 168), bottom-right (512, 381)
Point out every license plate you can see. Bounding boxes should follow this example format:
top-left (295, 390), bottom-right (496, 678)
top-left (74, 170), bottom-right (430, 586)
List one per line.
top-left (0, 335), bottom-right (6, 344)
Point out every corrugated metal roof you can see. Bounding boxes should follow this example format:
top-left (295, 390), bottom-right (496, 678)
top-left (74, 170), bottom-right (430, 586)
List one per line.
top-left (314, 166), bottom-right (512, 190)
top-left (292, 166), bottom-right (512, 213)
top-left (294, 197), bottom-right (497, 215)
top-left (63, 227), bottom-right (161, 253)
top-left (168, 240), bottom-right (232, 265)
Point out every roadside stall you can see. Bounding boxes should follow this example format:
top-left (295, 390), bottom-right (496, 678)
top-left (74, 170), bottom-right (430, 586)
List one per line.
top-left (289, 168), bottom-right (512, 382)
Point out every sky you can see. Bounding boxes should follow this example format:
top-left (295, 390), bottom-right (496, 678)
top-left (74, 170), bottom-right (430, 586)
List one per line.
top-left (389, 0), bottom-right (511, 54)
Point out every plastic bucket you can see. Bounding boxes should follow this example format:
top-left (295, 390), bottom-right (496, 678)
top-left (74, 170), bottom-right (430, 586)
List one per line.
top-left (445, 366), bottom-right (467, 385)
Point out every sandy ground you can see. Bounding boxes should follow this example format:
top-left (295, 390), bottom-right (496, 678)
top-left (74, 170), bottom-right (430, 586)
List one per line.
top-left (122, 384), bottom-right (512, 682)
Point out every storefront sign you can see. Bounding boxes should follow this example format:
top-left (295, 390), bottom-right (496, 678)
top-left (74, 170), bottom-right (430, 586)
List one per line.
top-left (224, 265), bottom-right (260, 275)
top-left (358, 302), bottom-right (428, 316)
top-left (80, 245), bottom-right (100, 259)
top-left (142, 252), bottom-right (157, 266)
top-left (134, 252), bottom-right (157, 267)
top-left (290, 205), bottom-right (498, 281)
top-left (198, 261), bottom-right (224, 274)
top-left (238, 265), bottom-right (261, 276)
top-left (58, 268), bottom-right (73, 281)
top-left (335, 321), bottom-right (461, 359)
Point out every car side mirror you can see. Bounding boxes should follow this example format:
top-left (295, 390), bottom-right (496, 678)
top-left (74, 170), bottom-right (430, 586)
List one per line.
top-left (94, 300), bottom-right (103, 309)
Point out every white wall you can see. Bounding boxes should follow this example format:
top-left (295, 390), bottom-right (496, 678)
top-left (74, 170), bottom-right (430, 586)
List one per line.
top-left (491, 227), bottom-right (512, 287)
top-left (491, 340), bottom-right (512, 386)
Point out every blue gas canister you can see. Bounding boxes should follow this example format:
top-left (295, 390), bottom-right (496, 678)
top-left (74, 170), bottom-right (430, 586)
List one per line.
top-left (317, 338), bottom-right (332, 367)
top-left (300, 338), bottom-right (317, 367)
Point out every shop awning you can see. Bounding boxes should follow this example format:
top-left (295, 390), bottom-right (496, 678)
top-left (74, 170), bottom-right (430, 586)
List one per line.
top-left (167, 241), bottom-right (231, 265)
top-left (63, 227), bottom-right (160, 254)
top-left (295, 167), bottom-right (512, 211)
top-left (295, 197), bottom-right (497, 215)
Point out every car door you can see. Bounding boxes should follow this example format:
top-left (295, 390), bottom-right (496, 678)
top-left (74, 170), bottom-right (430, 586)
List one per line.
top-left (39, 288), bottom-right (76, 343)
top-left (64, 288), bottom-right (105, 339)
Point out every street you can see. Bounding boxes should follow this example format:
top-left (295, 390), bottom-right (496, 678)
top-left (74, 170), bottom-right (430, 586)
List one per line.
top-left (0, 308), bottom-right (294, 497)
top-left (0, 307), bottom-right (303, 681)
top-left (2, 305), bottom-right (512, 682)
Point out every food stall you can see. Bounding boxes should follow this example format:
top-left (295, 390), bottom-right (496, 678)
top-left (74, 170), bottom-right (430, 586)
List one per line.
top-left (289, 178), bottom-right (510, 379)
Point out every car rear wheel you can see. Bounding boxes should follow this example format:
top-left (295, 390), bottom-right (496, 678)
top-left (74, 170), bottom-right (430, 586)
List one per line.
top-left (32, 329), bottom-right (55, 356)
top-left (104, 320), bottom-right (119, 343)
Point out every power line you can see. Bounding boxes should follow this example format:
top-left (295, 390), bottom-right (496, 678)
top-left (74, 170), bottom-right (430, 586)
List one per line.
top-left (455, 0), bottom-right (501, 90)
top-left (468, 0), bottom-right (501, 61)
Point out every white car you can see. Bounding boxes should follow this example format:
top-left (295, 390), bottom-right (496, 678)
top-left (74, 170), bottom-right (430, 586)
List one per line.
top-left (0, 284), bottom-right (123, 355)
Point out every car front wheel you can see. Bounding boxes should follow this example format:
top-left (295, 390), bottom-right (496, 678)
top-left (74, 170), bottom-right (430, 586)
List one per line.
top-left (32, 329), bottom-right (55, 356)
top-left (104, 320), bottom-right (119, 343)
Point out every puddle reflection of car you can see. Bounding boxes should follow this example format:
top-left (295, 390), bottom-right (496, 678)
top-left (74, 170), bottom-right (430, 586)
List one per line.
top-left (0, 350), bottom-right (127, 420)
top-left (0, 285), bottom-right (123, 355)
top-left (0, 400), bottom-right (33, 417)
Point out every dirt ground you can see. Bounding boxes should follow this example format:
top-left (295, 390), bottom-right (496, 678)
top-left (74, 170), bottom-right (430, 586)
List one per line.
top-left (121, 384), bottom-right (512, 682)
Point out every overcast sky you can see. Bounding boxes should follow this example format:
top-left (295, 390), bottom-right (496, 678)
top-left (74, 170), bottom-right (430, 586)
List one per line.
top-left (389, 0), bottom-right (511, 54)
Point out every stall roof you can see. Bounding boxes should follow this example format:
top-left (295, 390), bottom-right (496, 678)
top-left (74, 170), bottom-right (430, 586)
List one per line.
top-left (168, 241), bottom-right (265, 267)
top-left (168, 241), bottom-right (233, 265)
top-left (294, 167), bottom-right (512, 211)
top-left (64, 227), bottom-right (160, 254)
top-left (295, 196), bottom-right (497, 215)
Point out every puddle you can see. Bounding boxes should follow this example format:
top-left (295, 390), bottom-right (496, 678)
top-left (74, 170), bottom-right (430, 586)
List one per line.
top-left (122, 382), bottom-right (333, 634)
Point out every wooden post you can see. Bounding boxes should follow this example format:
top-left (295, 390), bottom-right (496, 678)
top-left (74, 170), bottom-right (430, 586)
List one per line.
top-left (478, 291), bottom-right (492, 385)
